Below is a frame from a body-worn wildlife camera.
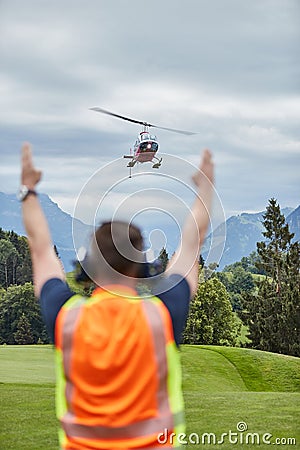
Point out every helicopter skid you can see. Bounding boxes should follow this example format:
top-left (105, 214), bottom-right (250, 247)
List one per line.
top-left (152, 157), bottom-right (162, 169)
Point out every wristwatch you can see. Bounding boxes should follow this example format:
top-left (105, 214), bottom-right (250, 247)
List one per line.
top-left (17, 185), bottom-right (37, 202)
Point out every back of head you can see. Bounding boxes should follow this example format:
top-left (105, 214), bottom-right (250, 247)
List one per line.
top-left (86, 221), bottom-right (144, 283)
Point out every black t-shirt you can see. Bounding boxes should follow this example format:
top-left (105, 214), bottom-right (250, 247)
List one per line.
top-left (40, 274), bottom-right (191, 346)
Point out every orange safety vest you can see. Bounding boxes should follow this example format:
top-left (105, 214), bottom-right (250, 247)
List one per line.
top-left (54, 285), bottom-right (185, 449)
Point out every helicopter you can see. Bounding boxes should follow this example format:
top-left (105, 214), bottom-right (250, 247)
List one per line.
top-left (90, 107), bottom-right (197, 176)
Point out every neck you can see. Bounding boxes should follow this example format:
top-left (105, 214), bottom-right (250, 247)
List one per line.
top-left (94, 274), bottom-right (138, 291)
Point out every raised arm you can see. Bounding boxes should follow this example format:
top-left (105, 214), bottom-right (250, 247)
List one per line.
top-left (166, 149), bottom-right (214, 296)
top-left (21, 143), bottom-right (65, 297)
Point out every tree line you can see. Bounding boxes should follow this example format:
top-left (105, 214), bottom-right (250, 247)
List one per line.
top-left (0, 229), bottom-right (49, 344)
top-left (0, 199), bottom-right (299, 355)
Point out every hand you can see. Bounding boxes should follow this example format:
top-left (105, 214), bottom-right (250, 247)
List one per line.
top-left (21, 143), bottom-right (42, 189)
top-left (192, 149), bottom-right (214, 188)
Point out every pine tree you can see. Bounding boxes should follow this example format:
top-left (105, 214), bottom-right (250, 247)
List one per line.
top-left (256, 198), bottom-right (294, 292)
top-left (199, 254), bottom-right (205, 268)
top-left (158, 247), bottom-right (169, 272)
top-left (241, 199), bottom-right (300, 356)
top-left (280, 241), bottom-right (300, 355)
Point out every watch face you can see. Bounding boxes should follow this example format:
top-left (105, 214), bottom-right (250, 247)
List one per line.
top-left (17, 185), bottom-right (29, 201)
top-left (17, 185), bottom-right (37, 201)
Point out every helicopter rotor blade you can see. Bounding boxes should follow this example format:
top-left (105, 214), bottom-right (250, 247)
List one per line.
top-left (150, 124), bottom-right (197, 135)
top-left (90, 107), bottom-right (197, 135)
top-left (90, 107), bottom-right (148, 126)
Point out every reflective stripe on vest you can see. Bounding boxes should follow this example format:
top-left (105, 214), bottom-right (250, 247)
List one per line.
top-left (61, 305), bottom-right (83, 416)
top-left (55, 290), bottom-right (185, 448)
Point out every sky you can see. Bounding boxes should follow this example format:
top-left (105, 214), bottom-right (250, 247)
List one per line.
top-left (0, 0), bottom-right (299, 246)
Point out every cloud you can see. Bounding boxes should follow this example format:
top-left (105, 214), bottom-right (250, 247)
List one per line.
top-left (0, 0), bottom-right (299, 224)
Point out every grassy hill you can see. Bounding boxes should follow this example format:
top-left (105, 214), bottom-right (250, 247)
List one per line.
top-left (182, 346), bottom-right (300, 448)
top-left (0, 345), bottom-right (299, 449)
top-left (183, 345), bottom-right (300, 392)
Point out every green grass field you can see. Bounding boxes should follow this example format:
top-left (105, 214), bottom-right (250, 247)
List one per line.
top-left (0, 345), bottom-right (299, 449)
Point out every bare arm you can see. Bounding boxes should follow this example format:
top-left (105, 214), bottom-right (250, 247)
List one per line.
top-left (166, 149), bottom-right (214, 296)
top-left (21, 143), bottom-right (65, 297)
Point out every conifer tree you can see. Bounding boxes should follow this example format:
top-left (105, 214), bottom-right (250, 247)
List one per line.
top-left (241, 199), bottom-right (300, 356)
top-left (158, 247), bottom-right (169, 271)
top-left (256, 198), bottom-right (294, 292)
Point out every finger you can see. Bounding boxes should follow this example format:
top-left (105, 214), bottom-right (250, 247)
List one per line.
top-left (201, 148), bottom-right (212, 164)
top-left (200, 150), bottom-right (213, 171)
top-left (192, 149), bottom-right (214, 185)
top-left (22, 142), bottom-right (33, 167)
top-left (22, 142), bottom-right (31, 157)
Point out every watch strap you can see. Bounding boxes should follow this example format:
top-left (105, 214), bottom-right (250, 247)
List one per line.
top-left (24, 189), bottom-right (37, 199)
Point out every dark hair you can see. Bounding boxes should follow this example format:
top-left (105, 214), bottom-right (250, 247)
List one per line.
top-left (92, 221), bottom-right (144, 277)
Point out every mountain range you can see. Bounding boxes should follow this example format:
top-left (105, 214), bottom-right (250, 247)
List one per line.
top-left (0, 192), bottom-right (299, 272)
top-left (0, 192), bottom-right (90, 272)
top-left (202, 205), bottom-right (299, 269)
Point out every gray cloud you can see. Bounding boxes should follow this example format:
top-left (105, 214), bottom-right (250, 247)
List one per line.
top-left (0, 0), bottom-right (299, 224)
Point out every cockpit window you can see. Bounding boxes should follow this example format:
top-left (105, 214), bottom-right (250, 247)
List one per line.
top-left (141, 133), bottom-right (150, 141)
